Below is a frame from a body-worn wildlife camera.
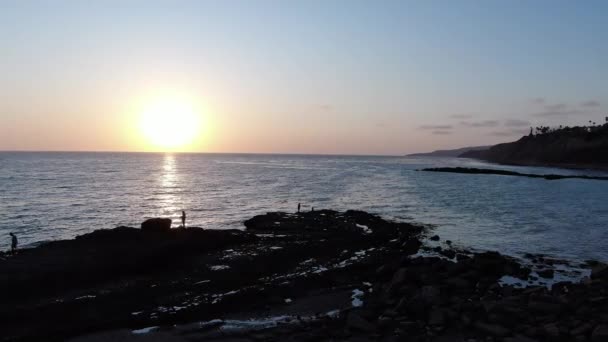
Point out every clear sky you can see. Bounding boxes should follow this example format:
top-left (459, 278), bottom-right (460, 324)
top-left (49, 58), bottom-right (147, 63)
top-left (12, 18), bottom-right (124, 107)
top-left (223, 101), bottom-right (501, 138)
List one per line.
top-left (1, 0), bottom-right (606, 155)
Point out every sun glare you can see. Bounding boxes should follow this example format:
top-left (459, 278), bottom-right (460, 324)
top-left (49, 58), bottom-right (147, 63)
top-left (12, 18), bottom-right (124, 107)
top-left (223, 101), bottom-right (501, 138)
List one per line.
top-left (139, 97), bottom-right (202, 150)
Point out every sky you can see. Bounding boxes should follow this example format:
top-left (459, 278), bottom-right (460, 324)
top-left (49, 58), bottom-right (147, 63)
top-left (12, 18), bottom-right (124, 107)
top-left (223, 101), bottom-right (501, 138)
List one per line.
top-left (1, 0), bottom-right (607, 155)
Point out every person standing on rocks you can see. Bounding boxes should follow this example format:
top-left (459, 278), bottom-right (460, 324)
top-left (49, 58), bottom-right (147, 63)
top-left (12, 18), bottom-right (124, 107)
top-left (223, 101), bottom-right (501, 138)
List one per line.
top-left (181, 211), bottom-right (187, 228)
top-left (9, 233), bottom-right (18, 255)
top-left (297, 203), bottom-right (301, 213)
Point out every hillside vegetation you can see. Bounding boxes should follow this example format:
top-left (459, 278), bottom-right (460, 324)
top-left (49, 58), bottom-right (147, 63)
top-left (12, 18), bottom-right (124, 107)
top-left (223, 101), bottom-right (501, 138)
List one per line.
top-left (460, 120), bottom-right (608, 168)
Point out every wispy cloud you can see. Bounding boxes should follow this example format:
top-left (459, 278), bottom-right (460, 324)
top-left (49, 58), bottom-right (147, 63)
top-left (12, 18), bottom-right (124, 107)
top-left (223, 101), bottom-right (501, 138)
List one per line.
top-left (432, 130), bottom-right (452, 135)
top-left (460, 120), bottom-right (500, 127)
top-left (530, 97), bottom-right (545, 105)
top-left (545, 103), bottom-right (567, 111)
top-left (581, 100), bottom-right (600, 108)
top-left (532, 108), bottom-right (586, 117)
top-left (449, 114), bottom-right (472, 119)
top-left (420, 124), bottom-right (453, 130)
top-left (533, 102), bottom-right (589, 117)
top-left (504, 119), bottom-right (530, 127)
top-left (318, 104), bottom-right (333, 111)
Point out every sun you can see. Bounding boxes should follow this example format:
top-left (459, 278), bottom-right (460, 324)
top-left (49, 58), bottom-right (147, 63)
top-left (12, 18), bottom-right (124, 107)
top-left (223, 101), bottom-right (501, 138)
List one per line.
top-left (139, 97), bottom-right (202, 150)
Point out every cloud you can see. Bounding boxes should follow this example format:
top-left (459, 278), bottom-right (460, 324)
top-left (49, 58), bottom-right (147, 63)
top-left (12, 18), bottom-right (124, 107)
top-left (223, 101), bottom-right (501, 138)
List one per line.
top-left (545, 103), bottom-right (567, 111)
top-left (318, 104), bottom-right (333, 111)
top-left (532, 102), bottom-right (585, 116)
top-left (532, 100), bottom-right (604, 116)
top-left (504, 119), bottom-right (531, 127)
top-left (532, 109), bottom-right (586, 117)
top-left (581, 100), bottom-right (600, 107)
top-left (530, 97), bottom-right (545, 104)
top-left (460, 120), bottom-right (500, 127)
top-left (432, 130), bottom-right (452, 135)
top-left (419, 124), bottom-right (453, 130)
top-left (449, 114), bottom-right (472, 119)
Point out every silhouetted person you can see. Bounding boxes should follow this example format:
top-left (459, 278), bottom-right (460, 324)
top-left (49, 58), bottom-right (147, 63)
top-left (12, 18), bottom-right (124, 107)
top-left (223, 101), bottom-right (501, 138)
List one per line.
top-left (311, 207), bottom-right (314, 212)
top-left (181, 211), bottom-right (187, 228)
top-left (297, 203), bottom-right (301, 213)
top-left (9, 233), bottom-right (17, 255)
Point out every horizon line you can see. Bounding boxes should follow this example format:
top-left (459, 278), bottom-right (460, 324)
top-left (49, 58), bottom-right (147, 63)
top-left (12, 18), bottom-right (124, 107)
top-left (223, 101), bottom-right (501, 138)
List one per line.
top-left (0, 149), bottom-right (406, 157)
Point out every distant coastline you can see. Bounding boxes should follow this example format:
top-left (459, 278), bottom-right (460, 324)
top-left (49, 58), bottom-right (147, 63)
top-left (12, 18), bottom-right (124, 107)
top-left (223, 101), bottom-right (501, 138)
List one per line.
top-left (406, 145), bottom-right (490, 158)
top-left (410, 121), bottom-right (608, 171)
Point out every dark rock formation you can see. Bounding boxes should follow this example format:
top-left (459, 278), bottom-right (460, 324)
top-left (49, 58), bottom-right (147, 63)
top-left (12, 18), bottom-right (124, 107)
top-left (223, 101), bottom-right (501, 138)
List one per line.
top-left (1, 211), bottom-right (607, 342)
top-left (141, 217), bottom-right (172, 232)
top-left (421, 167), bottom-right (608, 181)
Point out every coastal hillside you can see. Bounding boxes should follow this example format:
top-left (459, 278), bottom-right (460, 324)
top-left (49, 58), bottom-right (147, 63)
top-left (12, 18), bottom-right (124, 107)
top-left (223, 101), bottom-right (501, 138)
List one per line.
top-left (407, 145), bottom-right (489, 157)
top-left (460, 121), bottom-right (608, 168)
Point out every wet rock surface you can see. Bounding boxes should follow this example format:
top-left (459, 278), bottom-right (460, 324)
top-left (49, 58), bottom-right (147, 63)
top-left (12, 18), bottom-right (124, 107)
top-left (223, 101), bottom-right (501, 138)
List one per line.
top-left (0, 210), bottom-right (607, 342)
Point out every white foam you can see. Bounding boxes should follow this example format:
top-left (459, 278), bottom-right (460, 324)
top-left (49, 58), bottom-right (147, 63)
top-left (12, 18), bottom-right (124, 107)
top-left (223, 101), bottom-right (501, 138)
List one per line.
top-left (132, 326), bottom-right (158, 334)
top-left (312, 266), bottom-right (328, 273)
top-left (75, 295), bottom-right (96, 300)
top-left (209, 265), bottom-right (230, 271)
top-left (351, 289), bottom-right (364, 307)
top-left (356, 224), bottom-right (372, 234)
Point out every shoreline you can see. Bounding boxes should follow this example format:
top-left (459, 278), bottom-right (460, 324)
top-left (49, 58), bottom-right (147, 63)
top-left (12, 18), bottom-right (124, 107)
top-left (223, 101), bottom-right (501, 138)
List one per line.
top-left (1, 210), bottom-right (607, 341)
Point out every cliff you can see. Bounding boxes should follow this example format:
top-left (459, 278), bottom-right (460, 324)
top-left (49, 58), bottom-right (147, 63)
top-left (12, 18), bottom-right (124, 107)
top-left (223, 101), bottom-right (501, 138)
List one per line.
top-left (460, 123), bottom-right (608, 168)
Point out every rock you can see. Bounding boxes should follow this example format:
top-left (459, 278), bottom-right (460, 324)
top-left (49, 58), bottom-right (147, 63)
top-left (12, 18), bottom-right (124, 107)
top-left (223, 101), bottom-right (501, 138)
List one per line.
top-left (527, 301), bottom-right (562, 314)
top-left (347, 312), bottom-right (376, 332)
top-left (402, 239), bottom-right (422, 255)
top-left (537, 269), bottom-right (554, 279)
top-left (474, 322), bottom-right (510, 337)
top-left (504, 335), bottom-right (538, 342)
top-left (439, 249), bottom-right (456, 259)
top-left (592, 325), bottom-right (608, 342)
top-left (387, 268), bottom-right (408, 293)
top-left (428, 307), bottom-right (445, 326)
top-left (141, 218), bottom-right (172, 233)
top-left (591, 263), bottom-right (608, 279)
top-left (444, 277), bottom-right (470, 289)
top-left (542, 322), bottom-right (560, 338)
top-left (419, 285), bottom-right (441, 305)
top-left (571, 323), bottom-right (593, 336)
top-left (430, 235), bottom-right (440, 241)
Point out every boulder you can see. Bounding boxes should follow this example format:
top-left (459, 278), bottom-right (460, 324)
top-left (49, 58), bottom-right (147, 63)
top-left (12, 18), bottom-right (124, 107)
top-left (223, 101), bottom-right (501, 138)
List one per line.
top-left (402, 239), bottom-right (421, 255)
top-left (537, 269), bottom-right (554, 279)
top-left (346, 312), bottom-right (376, 332)
top-left (387, 268), bottom-right (408, 294)
top-left (591, 263), bottom-right (608, 279)
top-left (141, 218), bottom-right (172, 233)
top-left (592, 325), bottom-right (608, 342)
top-left (474, 321), bottom-right (510, 337)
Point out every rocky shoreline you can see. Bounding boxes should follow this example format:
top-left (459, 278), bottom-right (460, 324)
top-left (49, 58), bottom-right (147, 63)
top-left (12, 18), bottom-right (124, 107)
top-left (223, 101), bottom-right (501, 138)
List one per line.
top-left (420, 167), bottom-right (608, 181)
top-left (1, 210), bottom-right (607, 341)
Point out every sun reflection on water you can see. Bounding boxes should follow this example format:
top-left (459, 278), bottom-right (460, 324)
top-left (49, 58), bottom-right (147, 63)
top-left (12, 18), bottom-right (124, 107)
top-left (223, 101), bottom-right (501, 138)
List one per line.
top-left (157, 154), bottom-right (182, 223)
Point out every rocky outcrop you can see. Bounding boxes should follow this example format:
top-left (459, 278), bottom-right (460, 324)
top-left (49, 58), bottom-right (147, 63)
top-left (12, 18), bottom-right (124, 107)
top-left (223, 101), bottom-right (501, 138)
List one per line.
top-left (141, 217), bottom-right (172, 232)
top-left (421, 167), bottom-right (608, 181)
top-left (0, 211), bottom-right (606, 342)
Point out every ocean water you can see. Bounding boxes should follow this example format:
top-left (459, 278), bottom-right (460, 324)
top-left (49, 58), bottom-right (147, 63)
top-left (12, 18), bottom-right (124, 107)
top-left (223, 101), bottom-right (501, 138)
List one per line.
top-left (1, 152), bottom-right (607, 262)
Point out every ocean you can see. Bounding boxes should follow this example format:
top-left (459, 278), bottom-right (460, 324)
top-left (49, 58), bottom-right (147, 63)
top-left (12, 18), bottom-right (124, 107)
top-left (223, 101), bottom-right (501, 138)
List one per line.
top-left (1, 152), bottom-right (607, 262)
